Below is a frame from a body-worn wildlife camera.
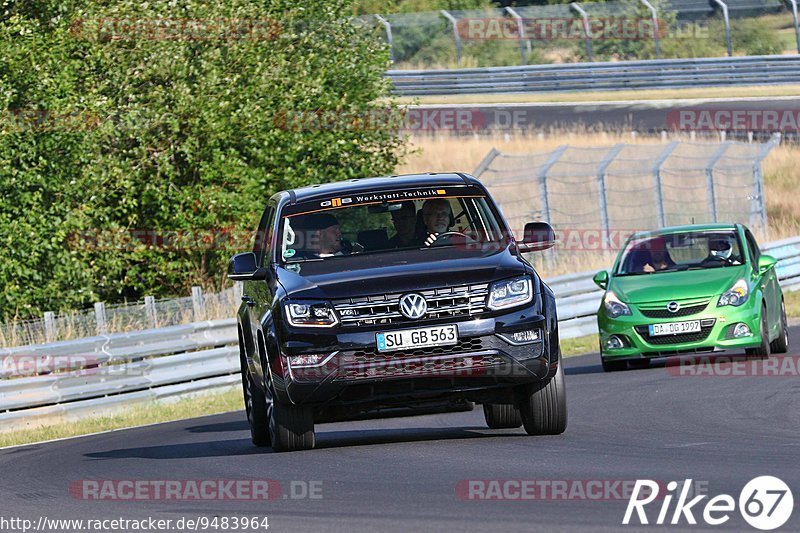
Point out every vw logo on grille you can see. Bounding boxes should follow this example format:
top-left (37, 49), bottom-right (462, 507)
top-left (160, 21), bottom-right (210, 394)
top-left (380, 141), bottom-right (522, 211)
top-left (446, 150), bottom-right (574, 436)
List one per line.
top-left (399, 293), bottom-right (427, 320)
top-left (667, 301), bottom-right (681, 313)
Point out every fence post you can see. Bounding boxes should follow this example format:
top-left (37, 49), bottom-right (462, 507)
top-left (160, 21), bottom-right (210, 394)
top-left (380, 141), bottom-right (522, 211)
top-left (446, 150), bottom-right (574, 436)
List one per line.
top-left (536, 145), bottom-right (568, 224)
top-left (440, 10), bottom-right (462, 66)
top-left (44, 312), bottom-right (56, 343)
top-left (144, 296), bottom-right (157, 328)
top-left (788, 0), bottom-right (800, 54)
top-left (704, 142), bottom-right (731, 223)
top-left (192, 286), bottom-right (206, 321)
top-left (233, 282), bottom-right (244, 305)
top-left (596, 144), bottom-right (625, 249)
top-left (652, 141), bottom-right (679, 228)
top-left (752, 133), bottom-right (782, 231)
top-left (570, 3), bottom-right (593, 62)
top-left (638, 0), bottom-right (661, 58)
top-left (472, 148), bottom-right (500, 178)
top-left (374, 15), bottom-right (394, 63)
top-left (712, 0), bottom-right (732, 56)
top-left (505, 6), bottom-right (527, 65)
top-left (94, 302), bottom-right (107, 335)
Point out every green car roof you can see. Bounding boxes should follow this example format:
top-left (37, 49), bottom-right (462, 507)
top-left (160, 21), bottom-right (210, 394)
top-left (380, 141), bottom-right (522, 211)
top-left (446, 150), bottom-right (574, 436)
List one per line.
top-left (629, 223), bottom-right (739, 240)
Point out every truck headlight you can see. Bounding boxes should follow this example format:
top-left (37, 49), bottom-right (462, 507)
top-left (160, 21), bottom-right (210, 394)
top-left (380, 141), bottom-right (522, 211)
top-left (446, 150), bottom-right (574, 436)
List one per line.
top-left (717, 278), bottom-right (749, 307)
top-left (285, 302), bottom-right (339, 327)
top-left (487, 276), bottom-right (533, 310)
top-left (604, 291), bottom-right (631, 318)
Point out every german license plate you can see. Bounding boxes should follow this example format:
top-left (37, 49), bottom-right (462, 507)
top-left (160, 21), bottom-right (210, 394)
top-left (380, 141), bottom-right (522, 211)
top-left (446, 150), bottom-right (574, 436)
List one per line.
top-left (376, 325), bottom-right (458, 352)
top-left (648, 320), bottom-right (701, 336)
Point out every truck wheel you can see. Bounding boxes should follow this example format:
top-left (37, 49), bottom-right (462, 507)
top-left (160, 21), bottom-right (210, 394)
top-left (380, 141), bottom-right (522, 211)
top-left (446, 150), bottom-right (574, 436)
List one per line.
top-left (745, 307), bottom-right (771, 359)
top-left (517, 355), bottom-right (567, 435)
top-left (770, 300), bottom-right (789, 354)
top-left (601, 357), bottom-right (627, 372)
top-left (482, 403), bottom-right (522, 429)
top-left (242, 359), bottom-right (271, 447)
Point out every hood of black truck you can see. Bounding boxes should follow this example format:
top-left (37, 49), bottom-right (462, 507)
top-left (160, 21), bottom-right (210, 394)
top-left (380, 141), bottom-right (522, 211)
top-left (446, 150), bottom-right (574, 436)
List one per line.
top-left (275, 246), bottom-right (532, 300)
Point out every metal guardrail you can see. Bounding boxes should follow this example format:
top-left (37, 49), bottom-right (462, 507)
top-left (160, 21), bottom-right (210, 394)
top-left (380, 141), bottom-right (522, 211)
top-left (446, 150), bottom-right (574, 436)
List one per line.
top-left (388, 55), bottom-right (800, 95)
top-left (3, 235), bottom-right (800, 427)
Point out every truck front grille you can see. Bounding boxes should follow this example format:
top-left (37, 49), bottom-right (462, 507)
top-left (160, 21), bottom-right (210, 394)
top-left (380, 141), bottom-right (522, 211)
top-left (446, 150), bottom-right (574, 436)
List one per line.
top-left (332, 283), bottom-right (489, 328)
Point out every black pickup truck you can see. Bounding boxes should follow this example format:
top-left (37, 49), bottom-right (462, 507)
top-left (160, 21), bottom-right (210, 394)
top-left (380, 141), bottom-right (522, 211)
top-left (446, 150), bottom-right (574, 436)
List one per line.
top-left (228, 173), bottom-right (566, 451)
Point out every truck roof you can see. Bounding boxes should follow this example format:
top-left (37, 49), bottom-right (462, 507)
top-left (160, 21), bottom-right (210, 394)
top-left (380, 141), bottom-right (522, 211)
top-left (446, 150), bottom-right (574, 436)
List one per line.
top-left (282, 173), bottom-right (480, 205)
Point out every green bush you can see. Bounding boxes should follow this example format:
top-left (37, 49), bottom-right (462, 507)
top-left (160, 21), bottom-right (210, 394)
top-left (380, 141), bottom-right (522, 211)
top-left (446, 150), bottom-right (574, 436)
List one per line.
top-left (0, 0), bottom-right (406, 319)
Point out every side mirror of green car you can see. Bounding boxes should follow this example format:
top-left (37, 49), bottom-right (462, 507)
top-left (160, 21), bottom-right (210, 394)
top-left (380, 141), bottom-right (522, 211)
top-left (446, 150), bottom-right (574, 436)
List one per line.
top-left (757, 254), bottom-right (777, 274)
top-left (593, 270), bottom-right (609, 290)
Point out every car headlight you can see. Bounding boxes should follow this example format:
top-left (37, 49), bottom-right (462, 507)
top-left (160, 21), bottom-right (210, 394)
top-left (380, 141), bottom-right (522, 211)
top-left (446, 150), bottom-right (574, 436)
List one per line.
top-left (487, 276), bottom-right (533, 310)
top-left (284, 302), bottom-right (339, 327)
top-left (717, 279), bottom-right (749, 307)
top-left (604, 291), bottom-right (631, 318)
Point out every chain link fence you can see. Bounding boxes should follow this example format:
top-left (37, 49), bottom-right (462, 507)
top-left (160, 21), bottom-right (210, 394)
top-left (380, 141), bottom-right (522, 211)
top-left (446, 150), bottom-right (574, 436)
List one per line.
top-left (358, 0), bottom-right (797, 68)
top-left (0, 286), bottom-right (241, 349)
top-left (475, 135), bottom-right (779, 269)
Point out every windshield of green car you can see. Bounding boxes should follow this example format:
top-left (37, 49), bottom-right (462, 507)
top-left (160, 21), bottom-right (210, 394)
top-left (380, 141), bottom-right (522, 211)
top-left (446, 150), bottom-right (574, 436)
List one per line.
top-left (278, 188), bottom-right (507, 263)
top-left (616, 230), bottom-right (744, 276)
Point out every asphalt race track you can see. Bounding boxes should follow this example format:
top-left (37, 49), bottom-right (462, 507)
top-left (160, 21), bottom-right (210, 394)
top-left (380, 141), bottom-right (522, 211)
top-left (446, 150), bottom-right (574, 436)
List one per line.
top-left (2, 326), bottom-right (799, 532)
top-left (409, 96), bottom-right (800, 137)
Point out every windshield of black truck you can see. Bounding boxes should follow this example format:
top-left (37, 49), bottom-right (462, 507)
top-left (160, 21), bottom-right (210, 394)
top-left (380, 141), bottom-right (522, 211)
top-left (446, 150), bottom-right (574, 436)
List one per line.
top-left (279, 190), bottom-right (506, 263)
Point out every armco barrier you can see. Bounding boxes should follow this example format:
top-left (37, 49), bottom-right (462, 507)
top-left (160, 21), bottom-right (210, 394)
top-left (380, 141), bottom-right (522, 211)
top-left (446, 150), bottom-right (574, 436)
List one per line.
top-left (2, 235), bottom-right (800, 428)
top-left (388, 55), bottom-right (800, 95)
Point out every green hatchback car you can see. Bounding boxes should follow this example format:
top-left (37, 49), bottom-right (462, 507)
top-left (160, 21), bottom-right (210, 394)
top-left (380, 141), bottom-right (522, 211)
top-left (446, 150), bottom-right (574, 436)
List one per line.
top-left (594, 224), bottom-right (789, 371)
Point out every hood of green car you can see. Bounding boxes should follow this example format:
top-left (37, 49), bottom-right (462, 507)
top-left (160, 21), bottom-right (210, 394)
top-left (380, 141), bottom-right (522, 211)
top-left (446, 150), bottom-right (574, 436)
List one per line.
top-left (610, 265), bottom-right (749, 304)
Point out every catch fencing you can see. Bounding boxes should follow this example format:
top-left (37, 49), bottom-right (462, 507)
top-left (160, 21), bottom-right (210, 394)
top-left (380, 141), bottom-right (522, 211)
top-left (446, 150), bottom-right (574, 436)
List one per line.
top-left (474, 136), bottom-right (780, 247)
top-left (358, 0), bottom-right (795, 68)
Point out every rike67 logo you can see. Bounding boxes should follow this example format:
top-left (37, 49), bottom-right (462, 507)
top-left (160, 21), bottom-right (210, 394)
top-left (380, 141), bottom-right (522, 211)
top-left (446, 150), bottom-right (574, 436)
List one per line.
top-left (624, 476), bottom-right (793, 530)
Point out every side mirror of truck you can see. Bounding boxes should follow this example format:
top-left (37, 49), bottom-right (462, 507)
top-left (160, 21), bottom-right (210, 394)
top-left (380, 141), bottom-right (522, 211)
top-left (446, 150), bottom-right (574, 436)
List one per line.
top-left (517, 222), bottom-right (556, 253)
top-left (227, 252), bottom-right (267, 281)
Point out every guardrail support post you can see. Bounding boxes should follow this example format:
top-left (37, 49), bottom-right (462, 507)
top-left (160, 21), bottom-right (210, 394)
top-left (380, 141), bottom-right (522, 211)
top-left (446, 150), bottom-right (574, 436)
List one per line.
top-left (505, 7), bottom-right (527, 65)
top-left (94, 302), bottom-right (107, 335)
top-left (712, 0), bottom-right (732, 56)
top-left (638, 0), bottom-right (662, 59)
top-left (537, 145), bottom-right (568, 224)
top-left (704, 142), bottom-right (731, 223)
top-left (788, 0), bottom-right (800, 53)
top-left (440, 10), bottom-right (462, 66)
top-left (144, 295), bottom-right (157, 328)
top-left (570, 3), bottom-right (593, 62)
top-left (192, 286), bottom-right (206, 321)
top-left (652, 141), bottom-right (679, 228)
top-left (44, 312), bottom-right (56, 343)
top-left (374, 15), bottom-right (395, 63)
top-left (596, 144), bottom-right (625, 249)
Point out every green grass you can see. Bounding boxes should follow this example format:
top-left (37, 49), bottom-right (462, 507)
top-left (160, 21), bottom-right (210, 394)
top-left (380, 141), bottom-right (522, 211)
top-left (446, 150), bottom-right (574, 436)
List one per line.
top-left (783, 289), bottom-right (800, 320)
top-left (561, 334), bottom-right (599, 358)
top-left (0, 388), bottom-right (243, 449)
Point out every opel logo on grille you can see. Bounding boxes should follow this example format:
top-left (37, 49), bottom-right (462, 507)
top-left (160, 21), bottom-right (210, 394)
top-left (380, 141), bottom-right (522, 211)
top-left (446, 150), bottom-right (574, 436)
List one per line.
top-left (399, 293), bottom-right (427, 320)
top-left (667, 301), bottom-right (681, 313)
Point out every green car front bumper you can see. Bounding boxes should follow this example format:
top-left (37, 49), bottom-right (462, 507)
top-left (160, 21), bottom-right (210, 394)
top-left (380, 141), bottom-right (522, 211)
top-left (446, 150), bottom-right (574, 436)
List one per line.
top-left (598, 295), bottom-right (764, 361)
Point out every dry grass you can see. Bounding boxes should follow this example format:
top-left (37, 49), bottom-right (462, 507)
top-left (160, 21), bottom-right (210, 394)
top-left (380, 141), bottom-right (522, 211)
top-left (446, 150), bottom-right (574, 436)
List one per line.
top-left (398, 132), bottom-right (800, 278)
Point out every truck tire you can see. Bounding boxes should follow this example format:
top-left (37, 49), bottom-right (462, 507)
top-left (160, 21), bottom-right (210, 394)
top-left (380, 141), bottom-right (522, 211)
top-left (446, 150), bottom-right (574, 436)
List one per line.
top-left (517, 354), bottom-right (567, 436)
top-left (482, 403), bottom-right (522, 429)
